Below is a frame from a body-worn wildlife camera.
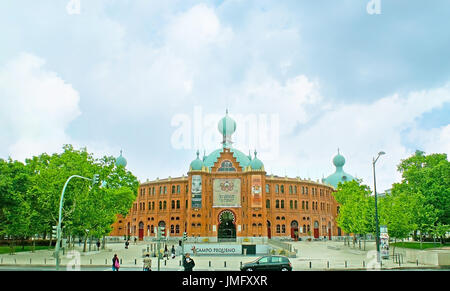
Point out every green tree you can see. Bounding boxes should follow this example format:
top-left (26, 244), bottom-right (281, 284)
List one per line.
top-left (333, 180), bottom-right (375, 250)
top-left (394, 150), bottom-right (449, 244)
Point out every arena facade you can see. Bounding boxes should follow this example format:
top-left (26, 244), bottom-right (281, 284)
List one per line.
top-left (110, 111), bottom-right (355, 242)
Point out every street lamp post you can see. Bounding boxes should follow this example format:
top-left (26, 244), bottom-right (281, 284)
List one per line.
top-left (372, 151), bottom-right (385, 263)
top-left (55, 174), bottom-right (99, 271)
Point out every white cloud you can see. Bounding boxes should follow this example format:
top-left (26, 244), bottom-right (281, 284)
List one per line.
top-left (263, 83), bottom-right (450, 192)
top-left (0, 53), bottom-right (81, 160)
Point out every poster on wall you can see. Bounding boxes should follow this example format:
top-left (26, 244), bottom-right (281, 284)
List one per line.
top-left (191, 175), bottom-right (202, 208)
top-left (251, 175), bottom-right (262, 208)
top-left (213, 178), bottom-right (241, 207)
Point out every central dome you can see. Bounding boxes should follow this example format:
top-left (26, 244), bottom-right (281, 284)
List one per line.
top-left (217, 109), bottom-right (236, 136)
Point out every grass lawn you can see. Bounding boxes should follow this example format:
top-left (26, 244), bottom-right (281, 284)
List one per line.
top-left (390, 242), bottom-right (450, 250)
top-left (0, 246), bottom-right (50, 254)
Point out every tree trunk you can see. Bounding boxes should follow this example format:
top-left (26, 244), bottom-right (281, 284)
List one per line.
top-left (363, 234), bottom-right (366, 251)
top-left (83, 234), bottom-right (88, 252)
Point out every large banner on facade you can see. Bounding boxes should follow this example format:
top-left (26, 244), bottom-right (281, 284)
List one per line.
top-left (191, 175), bottom-right (202, 208)
top-left (213, 178), bottom-right (241, 207)
top-left (251, 175), bottom-right (262, 208)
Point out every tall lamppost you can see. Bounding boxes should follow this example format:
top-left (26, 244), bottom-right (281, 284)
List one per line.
top-left (55, 174), bottom-right (99, 271)
top-left (372, 151), bottom-right (385, 263)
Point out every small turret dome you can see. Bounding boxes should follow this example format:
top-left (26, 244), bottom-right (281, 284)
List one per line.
top-left (190, 150), bottom-right (204, 171)
top-left (250, 150), bottom-right (264, 170)
top-left (115, 150), bottom-right (127, 167)
top-left (333, 149), bottom-right (346, 167)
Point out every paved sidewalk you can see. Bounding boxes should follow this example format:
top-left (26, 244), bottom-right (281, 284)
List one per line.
top-left (0, 240), bottom-right (438, 270)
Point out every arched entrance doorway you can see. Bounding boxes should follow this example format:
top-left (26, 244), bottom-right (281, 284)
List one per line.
top-left (218, 210), bottom-right (236, 242)
top-left (138, 222), bottom-right (144, 241)
top-left (313, 221), bottom-right (319, 239)
top-left (290, 220), bottom-right (299, 240)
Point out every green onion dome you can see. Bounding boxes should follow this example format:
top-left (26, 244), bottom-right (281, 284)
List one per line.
top-left (190, 150), bottom-right (204, 171)
top-left (115, 150), bottom-right (127, 167)
top-left (217, 109), bottom-right (236, 137)
top-left (249, 150), bottom-right (264, 170)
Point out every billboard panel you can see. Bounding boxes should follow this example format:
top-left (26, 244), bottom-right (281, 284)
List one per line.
top-left (191, 175), bottom-right (202, 208)
top-left (251, 175), bottom-right (262, 208)
top-left (213, 178), bottom-right (241, 207)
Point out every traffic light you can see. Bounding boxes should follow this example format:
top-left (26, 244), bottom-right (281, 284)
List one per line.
top-left (52, 225), bottom-right (58, 239)
top-left (183, 232), bottom-right (187, 241)
top-left (92, 174), bottom-right (100, 186)
top-left (158, 226), bottom-right (165, 239)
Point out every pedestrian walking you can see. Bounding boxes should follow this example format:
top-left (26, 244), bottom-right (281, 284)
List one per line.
top-left (171, 245), bottom-right (176, 259)
top-left (134, 237), bottom-right (137, 245)
top-left (183, 253), bottom-right (195, 271)
top-left (112, 254), bottom-right (120, 271)
top-left (143, 253), bottom-right (152, 271)
top-left (125, 240), bottom-right (129, 249)
top-left (164, 245), bottom-right (169, 260)
top-left (96, 240), bottom-right (101, 251)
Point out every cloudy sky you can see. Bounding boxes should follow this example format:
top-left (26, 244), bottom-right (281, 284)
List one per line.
top-left (1, 0), bottom-right (449, 192)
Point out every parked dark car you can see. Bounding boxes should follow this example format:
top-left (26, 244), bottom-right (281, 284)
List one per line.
top-left (240, 255), bottom-right (292, 271)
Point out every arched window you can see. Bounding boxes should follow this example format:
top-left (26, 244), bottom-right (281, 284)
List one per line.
top-left (172, 185), bottom-right (176, 194)
top-left (302, 201), bottom-right (305, 209)
top-left (280, 200), bottom-right (285, 209)
top-left (266, 184), bottom-right (270, 193)
top-left (159, 201), bottom-right (162, 210)
top-left (276, 225), bottom-right (281, 233)
top-left (170, 225), bottom-right (175, 234)
top-left (275, 185), bottom-right (279, 193)
top-left (176, 200), bottom-right (180, 209)
top-left (280, 185), bottom-right (284, 193)
top-left (289, 185), bottom-right (293, 194)
top-left (266, 199), bottom-right (270, 209)
top-left (306, 201), bottom-right (309, 210)
top-left (290, 200), bottom-right (293, 209)
top-left (163, 201), bottom-right (167, 209)
top-left (281, 225), bottom-right (286, 233)
top-left (176, 225), bottom-right (180, 234)
top-left (171, 200), bottom-right (175, 209)
top-left (303, 225), bottom-right (306, 233)
top-left (218, 160), bottom-right (236, 172)
top-left (294, 200), bottom-right (298, 209)
top-left (275, 200), bottom-right (280, 208)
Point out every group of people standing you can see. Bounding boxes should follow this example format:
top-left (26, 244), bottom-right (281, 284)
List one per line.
top-left (111, 241), bottom-right (195, 271)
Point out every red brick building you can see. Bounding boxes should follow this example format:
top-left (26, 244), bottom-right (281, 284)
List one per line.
top-left (110, 111), bottom-right (345, 242)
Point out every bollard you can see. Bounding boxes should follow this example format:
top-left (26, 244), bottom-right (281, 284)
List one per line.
top-left (44, 258), bottom-right (46, 265)
top-left (416, 259), bottom-right (418, 266)
top-left (327, 261), bottom-right (329, 269)
top-left (209, 261), bottom-right (211, 267)
top-left (240, 262), bottom-right (242, 268)
top-left (165, 260), bottom-right (167, 266)
top-left (135, 259), bottom-right (137, 265)
top-left (224, 261), bottom-right (226, 268)
top-left (345, 261), bottom-right (347, 268)
top-left (120, 258), bottom-right (122, 264)
top-left (363, 261), bottom-right (365, 268)
top-left (179, 260), bottom-right (182, 266)
top-left (30, 258), bottom-right (32, 264)
top-left (309, 261), bottom-right (311, 269)
top-left (90, 259), bottom-right (92, 265)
